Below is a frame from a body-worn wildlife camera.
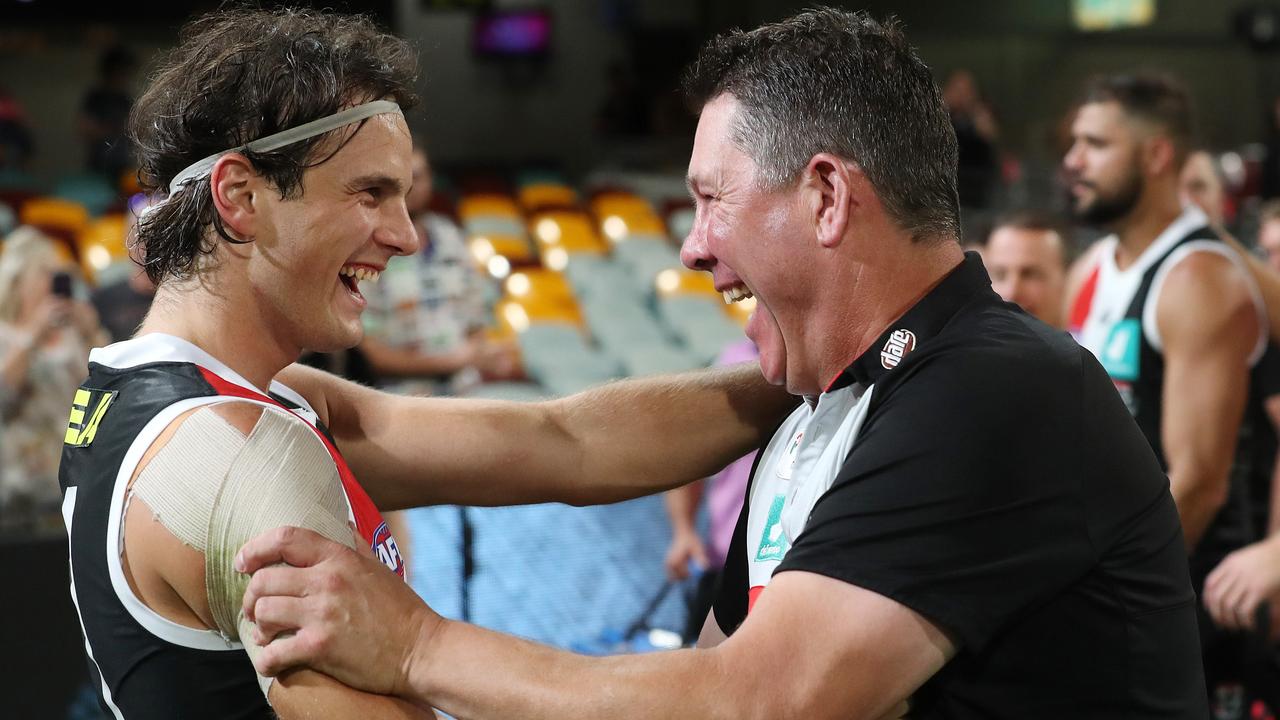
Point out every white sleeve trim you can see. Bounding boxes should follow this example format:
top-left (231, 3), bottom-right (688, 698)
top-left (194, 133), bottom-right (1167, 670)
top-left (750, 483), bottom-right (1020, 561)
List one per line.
top-left (1142, 241), bottom-right (1267, 367)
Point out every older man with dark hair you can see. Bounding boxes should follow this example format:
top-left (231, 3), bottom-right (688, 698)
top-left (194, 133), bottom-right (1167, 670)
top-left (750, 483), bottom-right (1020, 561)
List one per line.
top-left (236, 9), bottom-right (1207, 718)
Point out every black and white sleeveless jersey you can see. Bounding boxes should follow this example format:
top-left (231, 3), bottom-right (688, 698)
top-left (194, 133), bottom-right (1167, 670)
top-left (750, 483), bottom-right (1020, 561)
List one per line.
top-left (1068, 206), bottom-right (1267, 561)
top-left (58, 334), bottom-right (403, 719)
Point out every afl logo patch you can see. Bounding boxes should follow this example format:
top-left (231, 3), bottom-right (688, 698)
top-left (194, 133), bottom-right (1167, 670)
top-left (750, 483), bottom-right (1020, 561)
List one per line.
top-left (371, 522), bottom-right (405, 578)
top-left (880, 329), bottom-right (916, 369)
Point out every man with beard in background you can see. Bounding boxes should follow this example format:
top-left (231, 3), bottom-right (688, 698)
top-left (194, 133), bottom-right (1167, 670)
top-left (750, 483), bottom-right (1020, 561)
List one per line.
top-left (1063, 72), bottom-right (1267, 717)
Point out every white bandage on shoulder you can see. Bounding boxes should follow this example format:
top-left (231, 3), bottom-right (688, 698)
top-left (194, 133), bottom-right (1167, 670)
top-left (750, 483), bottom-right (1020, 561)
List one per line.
top-left (130, 403), bottom-right (358, 698)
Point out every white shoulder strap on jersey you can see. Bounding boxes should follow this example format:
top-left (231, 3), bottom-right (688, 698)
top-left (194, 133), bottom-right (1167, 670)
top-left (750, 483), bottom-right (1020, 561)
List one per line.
top-left (130, 404), bottom-right (357, 697)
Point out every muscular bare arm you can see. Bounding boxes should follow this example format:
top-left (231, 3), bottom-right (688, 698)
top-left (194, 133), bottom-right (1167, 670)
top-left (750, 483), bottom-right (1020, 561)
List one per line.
top-left (239, 529), bottom-right (952, 720)
top-left (1156, 252), bottom-right (1258, 549)
top-left (277, 362), bottom-right (795, 510)
top-left (122, 404), bottom-right (431, 718)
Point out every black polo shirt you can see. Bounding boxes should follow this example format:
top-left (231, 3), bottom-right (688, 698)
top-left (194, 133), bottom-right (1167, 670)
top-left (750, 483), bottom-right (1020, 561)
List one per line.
top-left (714, 252), bottom-right (1206, 718)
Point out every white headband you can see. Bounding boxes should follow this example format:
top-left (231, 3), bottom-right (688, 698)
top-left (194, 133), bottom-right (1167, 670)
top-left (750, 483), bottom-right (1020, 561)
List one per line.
top-left (166, 99), bottom-right (403, 196)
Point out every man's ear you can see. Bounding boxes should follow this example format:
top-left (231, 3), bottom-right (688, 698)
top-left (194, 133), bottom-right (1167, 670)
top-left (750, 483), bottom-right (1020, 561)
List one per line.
top-left (1142, 134), bottom-right (1177, 178)
top-left (208, 153), bottom-right (260, 240)
top-left (801, 153), bottom-right (858, 249)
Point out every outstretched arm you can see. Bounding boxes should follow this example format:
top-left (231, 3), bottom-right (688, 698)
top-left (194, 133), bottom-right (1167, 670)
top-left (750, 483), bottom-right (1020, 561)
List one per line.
top-left (278, 362), bottom-right (795, 510)
top-left (238, 527), bottom-right (951, 719)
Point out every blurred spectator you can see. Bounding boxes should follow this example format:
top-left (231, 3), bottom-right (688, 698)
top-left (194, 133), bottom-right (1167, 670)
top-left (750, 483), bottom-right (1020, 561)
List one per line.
top-left (360, 141), bottom-right (520, 395)
top-left (90, 264), bottom-right (154, 342)
top-left (983, 209), bottom-right (1068, 327)
top-left (0, 227), bottom-right (107, 517)
top-left (78, 45), bottom-right (137, 182)
top-left (943, 69), bottom-right (999, 209)
top-left (1203, 201), bottom-right (1280, 656)
top-left (0, 85), bottom-right (33, 171)
top-left (1181, 149), bottom-right (1229, 227)
top-left (90, 198), bottom-right (158, 342)
top-left (664, 338), bottom-right (758, 645)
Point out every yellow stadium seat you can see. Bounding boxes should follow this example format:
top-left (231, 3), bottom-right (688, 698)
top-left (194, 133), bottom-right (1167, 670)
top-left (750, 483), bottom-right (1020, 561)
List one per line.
top-left (590, 192), bottom-right (654, 219)
top-left (77, 215), bottom-right (130, 283)
top-left (597, 212), bottom-right (666, 242)
top-left (495, 297), bottom-right (584, 334)
top-left (518, 183), bottom-right (577, 213)
top-left (468, 233), bottom-right (536, 266)
top-left (458, 194), bottom-right (521, 221)
top-left (504, 268), bottom-right (576, 303)
top-left (654, 267), bottom-right (718, 299)
top-left (529, 211), bottom-right (607, 254)
top-left (20, 197), bottom-right (90, 237)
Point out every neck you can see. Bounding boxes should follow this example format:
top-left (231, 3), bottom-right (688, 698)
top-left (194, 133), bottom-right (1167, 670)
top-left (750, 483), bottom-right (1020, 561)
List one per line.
top-left (139, 277), bottom-right (296, 392)
top-left (809, 233), bottom-right (965, 390)
top-left (1110, 182), bottom-right (1184, 269)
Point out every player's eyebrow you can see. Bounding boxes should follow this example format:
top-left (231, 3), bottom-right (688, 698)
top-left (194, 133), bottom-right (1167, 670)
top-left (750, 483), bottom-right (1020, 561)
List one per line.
top-left (348, 173), bottom-right (405, 196)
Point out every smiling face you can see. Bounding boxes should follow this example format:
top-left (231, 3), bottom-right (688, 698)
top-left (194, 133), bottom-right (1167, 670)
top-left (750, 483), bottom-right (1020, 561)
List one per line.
top-left (1063, 101), bottom-right (1146, 227)
top-left (247, 111), bottom-right (418, 353)
top-left (681, 94), bottom-right (819, 394)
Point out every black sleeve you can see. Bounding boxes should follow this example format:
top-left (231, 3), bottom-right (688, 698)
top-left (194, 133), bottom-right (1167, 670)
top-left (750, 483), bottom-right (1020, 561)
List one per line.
top-left (775, 348), bottom-right (1095, 653)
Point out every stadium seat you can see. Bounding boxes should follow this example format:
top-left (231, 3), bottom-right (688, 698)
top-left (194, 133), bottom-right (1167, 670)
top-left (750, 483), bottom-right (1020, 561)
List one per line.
top-left (20, 196), bottom-right (90, 258)
top-left (458, 193), bottom-right (521, 221)
top-left (76, 214), bottom-right (129, 285)
top-left (518, 182), bottom-right (578, 213)
top-left (530, 210), bottom-right (608, 255)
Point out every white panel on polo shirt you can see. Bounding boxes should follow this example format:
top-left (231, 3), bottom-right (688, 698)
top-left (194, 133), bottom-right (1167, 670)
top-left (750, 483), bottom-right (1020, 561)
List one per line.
top-left (746, 381), bottom-right (874, 595)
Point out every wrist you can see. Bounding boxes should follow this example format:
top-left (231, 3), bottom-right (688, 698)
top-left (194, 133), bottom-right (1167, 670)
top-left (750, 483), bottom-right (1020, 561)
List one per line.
top-left (1265, 532), bottom-right (1280, 556)
top-left (673, 525), bottom-right (699, 541)
top-left (400, 608), bottom-right (449, 705)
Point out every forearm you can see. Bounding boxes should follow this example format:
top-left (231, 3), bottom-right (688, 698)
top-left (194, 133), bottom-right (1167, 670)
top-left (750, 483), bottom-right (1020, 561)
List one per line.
top-left (317, 362), bottom-right (793, 510)
top-left (1168, 466), bottom-right (1229, 550)
top-left (271, 668), bottom-right (435, 718)
top-left (407, 619), bottom-right (741, 720)
top-left (550, 362), bottom-right (793, 505)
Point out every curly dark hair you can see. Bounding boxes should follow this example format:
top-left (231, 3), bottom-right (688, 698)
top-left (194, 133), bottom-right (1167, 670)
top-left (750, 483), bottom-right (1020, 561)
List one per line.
top-left (682, 7), bottom-right (960, 242)
top-left (129, 7), bottom-right (419, 285)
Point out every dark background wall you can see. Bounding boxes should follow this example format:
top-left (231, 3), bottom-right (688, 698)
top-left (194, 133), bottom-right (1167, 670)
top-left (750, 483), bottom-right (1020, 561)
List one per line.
top-left (1, 0), bottom-right (1278, 186)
